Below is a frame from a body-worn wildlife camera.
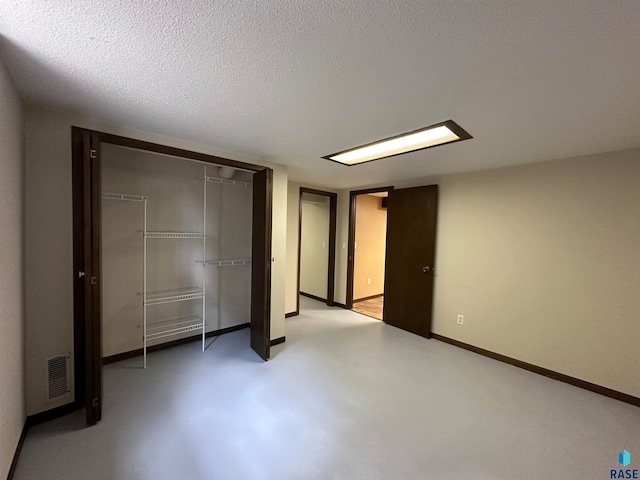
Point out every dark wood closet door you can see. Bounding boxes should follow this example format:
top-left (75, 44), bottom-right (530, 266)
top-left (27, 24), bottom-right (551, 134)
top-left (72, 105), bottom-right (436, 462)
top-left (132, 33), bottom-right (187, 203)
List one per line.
top-left (84, 130), bottom-right (103, 425)
top-left (250, 168), bottom-right (273, 360)
top-left (383, 185), bottom-right (438, 338)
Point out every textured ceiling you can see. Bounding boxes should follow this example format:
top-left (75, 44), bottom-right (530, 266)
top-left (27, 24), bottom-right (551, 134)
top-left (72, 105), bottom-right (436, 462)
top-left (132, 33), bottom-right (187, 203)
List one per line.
top-left (1, 1), bottom-right (639, 189)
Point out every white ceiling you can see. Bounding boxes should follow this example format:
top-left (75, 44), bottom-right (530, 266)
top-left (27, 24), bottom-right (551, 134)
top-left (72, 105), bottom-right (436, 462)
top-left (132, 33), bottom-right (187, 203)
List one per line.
top-left (1, 1), bottom-right (639, 189)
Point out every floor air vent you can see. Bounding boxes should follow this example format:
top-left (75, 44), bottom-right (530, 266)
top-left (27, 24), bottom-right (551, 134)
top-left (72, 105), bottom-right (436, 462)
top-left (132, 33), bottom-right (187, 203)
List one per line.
top-left (47, 354), bottom-right (71, 400)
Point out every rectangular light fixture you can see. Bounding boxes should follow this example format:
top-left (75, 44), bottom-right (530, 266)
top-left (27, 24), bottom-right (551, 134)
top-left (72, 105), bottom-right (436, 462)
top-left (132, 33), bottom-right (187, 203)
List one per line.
top-left (322, 120), bottom-right (472, 166)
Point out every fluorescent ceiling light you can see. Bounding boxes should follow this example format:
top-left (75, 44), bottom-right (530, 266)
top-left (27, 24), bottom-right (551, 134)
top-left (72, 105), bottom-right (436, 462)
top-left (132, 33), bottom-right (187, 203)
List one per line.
top-left (323, 120), bottom-right (472, 166)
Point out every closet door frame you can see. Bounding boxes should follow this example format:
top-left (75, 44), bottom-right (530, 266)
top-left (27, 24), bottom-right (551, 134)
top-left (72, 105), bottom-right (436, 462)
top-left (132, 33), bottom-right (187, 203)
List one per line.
top-left (71, 127), bottom-right (273, 425)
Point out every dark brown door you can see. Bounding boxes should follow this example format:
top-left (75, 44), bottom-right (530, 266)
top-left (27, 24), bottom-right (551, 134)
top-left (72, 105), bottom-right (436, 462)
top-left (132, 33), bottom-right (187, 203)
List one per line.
top-left (250, 168), bottom-right (272, 360)
top-left (83, 131), bottom-right (103, 425)
top-left (383, 185), bottom-right (438, 338)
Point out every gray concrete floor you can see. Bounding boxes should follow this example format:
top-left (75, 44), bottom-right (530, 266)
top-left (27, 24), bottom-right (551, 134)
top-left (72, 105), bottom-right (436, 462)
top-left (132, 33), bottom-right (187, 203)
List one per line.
top-left (15, 297), bottom-right (640, 479)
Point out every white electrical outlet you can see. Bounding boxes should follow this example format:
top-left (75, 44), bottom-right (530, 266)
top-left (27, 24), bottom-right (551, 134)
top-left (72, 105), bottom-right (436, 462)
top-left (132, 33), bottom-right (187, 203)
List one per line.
top-left (367, 278), bottom-right (371, 285)
top-left (457, 314), bottom-right (464, 325)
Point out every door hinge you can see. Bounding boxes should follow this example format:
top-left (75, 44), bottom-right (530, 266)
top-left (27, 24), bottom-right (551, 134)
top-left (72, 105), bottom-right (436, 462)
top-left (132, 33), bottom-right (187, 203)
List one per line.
top-left (89, 149), bottom-right (97, 159)
top-left (92, 397), bottom-right (99, 407)
top-left (91, 276), bottom-right (98, 285)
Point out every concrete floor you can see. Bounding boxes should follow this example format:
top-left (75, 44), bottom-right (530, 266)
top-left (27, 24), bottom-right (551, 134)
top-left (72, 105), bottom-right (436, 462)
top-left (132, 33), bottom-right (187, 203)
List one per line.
top-left (15, 297), bottom-right (640, 479)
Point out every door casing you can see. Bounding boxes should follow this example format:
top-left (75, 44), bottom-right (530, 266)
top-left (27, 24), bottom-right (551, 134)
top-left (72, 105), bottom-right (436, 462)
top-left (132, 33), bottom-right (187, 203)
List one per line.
top-left (295, 187), bottom-right (337, 314)
top-left (346, 186), bottom-right (394, 310)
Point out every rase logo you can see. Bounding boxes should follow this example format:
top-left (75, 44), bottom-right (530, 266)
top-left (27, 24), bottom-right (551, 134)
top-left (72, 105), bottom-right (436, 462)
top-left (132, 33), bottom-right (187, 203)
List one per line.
top-left (611, 450), bottom-right (638, 479)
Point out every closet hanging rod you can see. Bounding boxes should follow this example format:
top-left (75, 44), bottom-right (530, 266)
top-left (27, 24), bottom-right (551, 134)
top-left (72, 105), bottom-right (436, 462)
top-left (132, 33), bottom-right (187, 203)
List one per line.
top-left (197, 176), bottom-right (251, 187)
top-left (102, 192), bottom-right (146, 202)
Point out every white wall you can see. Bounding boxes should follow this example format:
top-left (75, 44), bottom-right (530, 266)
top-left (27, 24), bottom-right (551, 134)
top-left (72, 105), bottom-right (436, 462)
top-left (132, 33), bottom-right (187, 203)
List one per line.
top-left (101, 145), bottom-right (252, 356)
top-left (331, 148), bottom-right (640, 398)
top-left (0, 57), bottom-right (25, 478)
top-left (300, 197), bottom-right (330, 299)
top-left (24, 107), bottom-right (287, 415)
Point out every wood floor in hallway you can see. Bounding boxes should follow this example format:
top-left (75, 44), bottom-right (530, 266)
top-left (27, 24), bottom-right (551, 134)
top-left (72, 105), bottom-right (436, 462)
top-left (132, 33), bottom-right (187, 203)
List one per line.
top-left (352, 294), bottom-right (383, 320)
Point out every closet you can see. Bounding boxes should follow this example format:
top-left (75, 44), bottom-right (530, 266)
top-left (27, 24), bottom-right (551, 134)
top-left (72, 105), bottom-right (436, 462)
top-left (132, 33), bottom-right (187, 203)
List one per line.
top-left (101, 144), bottom-right (253, 367)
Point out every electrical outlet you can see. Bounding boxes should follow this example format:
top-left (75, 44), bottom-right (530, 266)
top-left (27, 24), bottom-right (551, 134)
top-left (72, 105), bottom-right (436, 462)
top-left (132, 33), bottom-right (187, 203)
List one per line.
top-left (457, 314), bottom-right (464, 325)
top-left (367, 278), bottom-right (371, 285)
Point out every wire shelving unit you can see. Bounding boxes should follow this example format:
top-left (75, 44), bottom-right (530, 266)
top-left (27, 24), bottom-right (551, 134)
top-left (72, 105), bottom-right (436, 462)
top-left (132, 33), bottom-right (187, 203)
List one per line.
top-left (106, 166), bottom-right (250, 368)
top-left (142, 188), bottom-right (206, 368)
top-left (144, 287), bottom-right (204, 306)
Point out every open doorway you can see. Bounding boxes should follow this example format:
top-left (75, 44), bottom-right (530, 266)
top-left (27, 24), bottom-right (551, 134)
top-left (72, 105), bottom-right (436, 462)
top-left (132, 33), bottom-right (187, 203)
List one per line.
top-left (297, 188), bottom-right (337, 311)
top-left (346, 187), bottom-right (393, 320)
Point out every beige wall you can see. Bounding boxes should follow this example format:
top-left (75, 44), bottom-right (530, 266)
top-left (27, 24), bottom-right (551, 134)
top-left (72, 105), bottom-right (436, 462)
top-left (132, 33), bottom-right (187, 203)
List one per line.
top-left (0, 58), bottom-right (25, 478)
top-left (353, 194), bottom-right (387, 300)
top-left (331, 148), bottom-right (640, 397)
top-left (24, 107), bottom-right (287, 415)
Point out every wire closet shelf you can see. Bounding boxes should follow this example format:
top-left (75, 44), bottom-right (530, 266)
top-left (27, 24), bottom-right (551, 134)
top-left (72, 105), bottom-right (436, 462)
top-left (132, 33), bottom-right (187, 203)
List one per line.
top-left (144, 287), bottom-right (204, 306)
top-left (200, 175), bottom-right (251, 187)
top-left (102, 192), bottom-right (146, 202)
top-left (198, 258), bottom-right (252, 267)
top-left (145, 315), bottom-right (204, 341)
top-left (145, 231), bottom-right (204, 239)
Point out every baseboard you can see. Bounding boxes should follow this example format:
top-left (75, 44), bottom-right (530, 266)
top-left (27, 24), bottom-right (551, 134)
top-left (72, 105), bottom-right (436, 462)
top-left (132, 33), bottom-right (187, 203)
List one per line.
top-left (103, 323), bottom-right (250, 365)
top-left (270, 336), bottom-right (286, 347)
top-left (285, 311), bottom-right (298, 318)
top-left (7, 420), bottom-right (29, 480)
top-left (300, 292), bottom-right (326, 303)
top-left (353, 293), bottom-right (384, 303)
top-left (334, 302), bottom-right (347, 309)
top-left (26, 401), bottom-right (82, 427)
top-left (431, 333), bottom-right (640, 408)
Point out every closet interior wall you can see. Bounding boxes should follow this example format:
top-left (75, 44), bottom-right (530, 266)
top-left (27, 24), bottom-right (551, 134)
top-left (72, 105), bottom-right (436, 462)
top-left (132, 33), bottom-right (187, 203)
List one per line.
top-left (101, 143), bottom-right (252, 358)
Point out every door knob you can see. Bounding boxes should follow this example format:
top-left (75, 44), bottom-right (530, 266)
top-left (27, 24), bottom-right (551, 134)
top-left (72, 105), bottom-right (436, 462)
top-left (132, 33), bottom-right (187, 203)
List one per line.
top-left (422, 266), bottom-right (431, 273)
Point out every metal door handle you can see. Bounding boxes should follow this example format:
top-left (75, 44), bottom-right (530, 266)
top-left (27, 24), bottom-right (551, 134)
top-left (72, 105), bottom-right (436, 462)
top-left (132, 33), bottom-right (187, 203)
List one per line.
top-left (422, 266), bottom-right (432, 273)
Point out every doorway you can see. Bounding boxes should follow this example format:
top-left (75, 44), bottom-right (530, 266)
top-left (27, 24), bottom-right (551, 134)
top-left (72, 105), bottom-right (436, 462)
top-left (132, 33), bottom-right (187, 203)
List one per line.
top-left (346, 187), bottom-right (393, 320)
top-left (71, 128), bottom-right (273, 426)
top-left (296, 188), bottom-right (337, 312)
